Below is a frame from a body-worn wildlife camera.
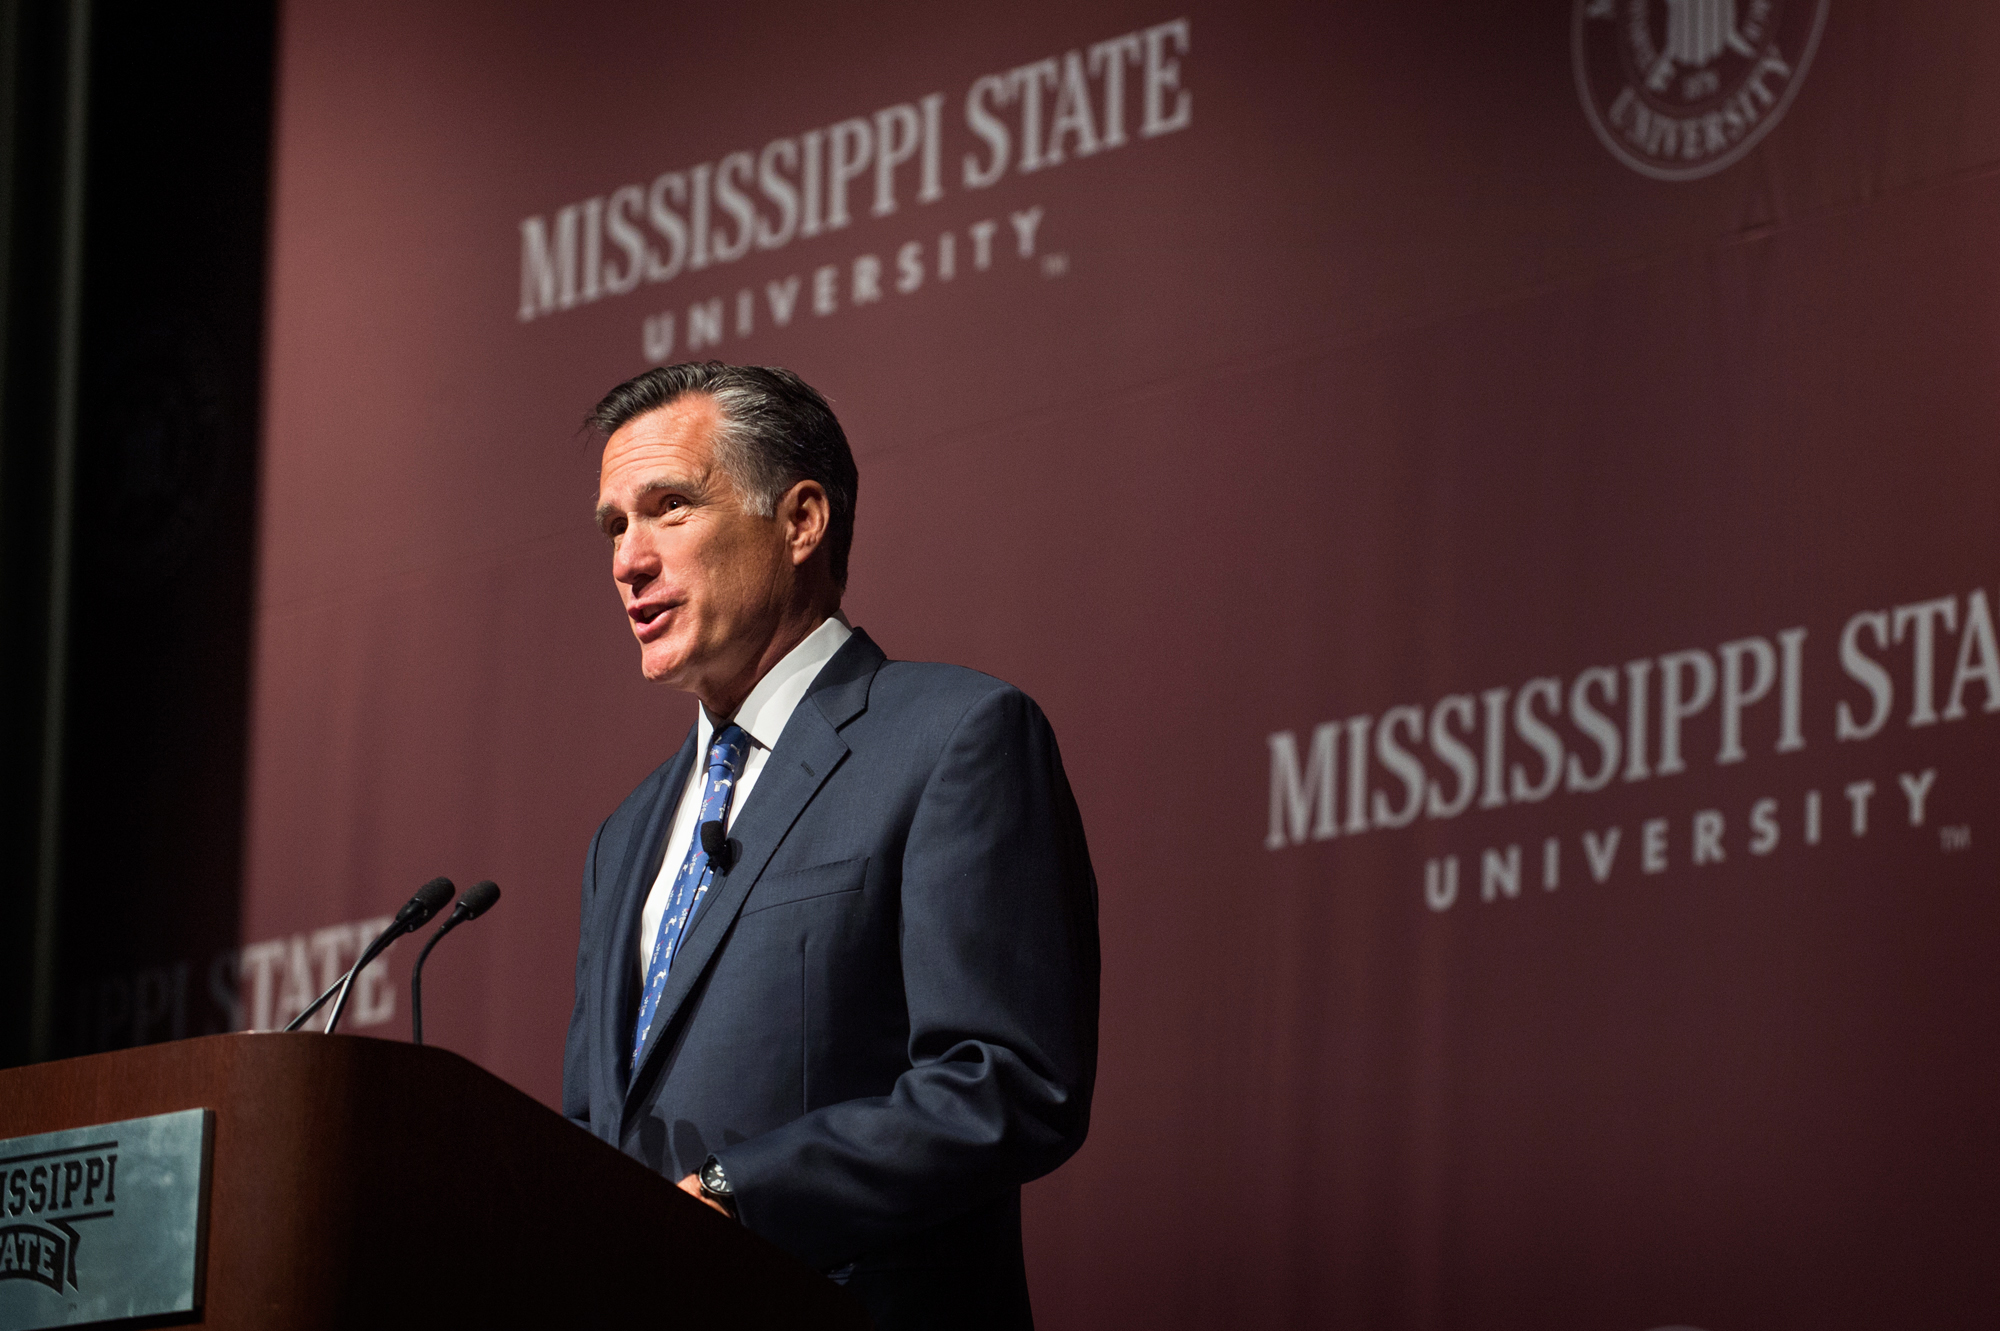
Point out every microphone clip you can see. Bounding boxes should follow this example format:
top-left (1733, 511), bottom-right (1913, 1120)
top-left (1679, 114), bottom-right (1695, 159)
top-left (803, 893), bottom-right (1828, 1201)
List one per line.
top-left (698, 820), bottom-right (736, 873)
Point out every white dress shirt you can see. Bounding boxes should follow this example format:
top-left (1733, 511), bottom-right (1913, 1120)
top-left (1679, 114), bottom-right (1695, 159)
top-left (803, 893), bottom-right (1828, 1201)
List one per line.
top-left (637, 615), bottom-right (853, 979)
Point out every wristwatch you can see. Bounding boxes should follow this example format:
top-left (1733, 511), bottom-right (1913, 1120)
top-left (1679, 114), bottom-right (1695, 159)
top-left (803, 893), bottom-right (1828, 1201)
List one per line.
top-left (697, 1155), bottom-right (735, 1211)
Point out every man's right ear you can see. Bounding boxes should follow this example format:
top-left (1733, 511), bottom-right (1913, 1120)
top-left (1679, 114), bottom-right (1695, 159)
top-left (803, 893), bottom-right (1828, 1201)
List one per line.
top-left (782, 479), bottom-right (831, 566)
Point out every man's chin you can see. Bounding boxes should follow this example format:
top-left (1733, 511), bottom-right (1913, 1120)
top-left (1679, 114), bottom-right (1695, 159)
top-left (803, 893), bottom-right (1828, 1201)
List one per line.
top-left (638, 644), bottom-right (690, 687)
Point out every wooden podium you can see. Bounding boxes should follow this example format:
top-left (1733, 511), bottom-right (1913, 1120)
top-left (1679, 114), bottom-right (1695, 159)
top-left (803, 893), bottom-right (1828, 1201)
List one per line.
top-left (0, 1033), bottom-right (870, 1328)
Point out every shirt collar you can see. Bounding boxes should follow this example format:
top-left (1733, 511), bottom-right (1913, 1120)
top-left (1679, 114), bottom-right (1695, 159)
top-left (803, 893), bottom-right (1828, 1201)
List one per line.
top-left (694, 614), bottom-right (853, 756)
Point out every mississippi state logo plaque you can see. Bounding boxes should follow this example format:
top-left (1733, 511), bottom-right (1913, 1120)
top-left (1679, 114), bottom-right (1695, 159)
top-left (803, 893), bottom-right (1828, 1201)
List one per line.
top-left (1573, 0), bottom-right (1829, 180)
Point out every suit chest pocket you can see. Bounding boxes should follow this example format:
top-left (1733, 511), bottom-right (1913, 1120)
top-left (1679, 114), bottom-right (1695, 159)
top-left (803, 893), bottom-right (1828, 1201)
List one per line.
top-left (739, 854), bottom-right (868, 917)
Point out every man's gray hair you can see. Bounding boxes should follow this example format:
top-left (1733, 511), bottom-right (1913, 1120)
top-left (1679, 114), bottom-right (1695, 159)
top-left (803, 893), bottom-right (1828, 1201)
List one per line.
top-left (586, 362), bottom-right (859, 588)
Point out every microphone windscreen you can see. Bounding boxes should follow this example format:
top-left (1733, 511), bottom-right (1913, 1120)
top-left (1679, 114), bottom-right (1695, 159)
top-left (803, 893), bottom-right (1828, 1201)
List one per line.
top-left (402, 875), bottom-right (457, 927)
top-left (459, 879), bottom-right (502, 919)
top-left (699, 820), bottom-right (727, 859)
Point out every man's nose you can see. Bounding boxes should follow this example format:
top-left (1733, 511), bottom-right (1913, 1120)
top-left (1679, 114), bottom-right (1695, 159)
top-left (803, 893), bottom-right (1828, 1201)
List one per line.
top-left (612, 524), bottom-right (659, 586)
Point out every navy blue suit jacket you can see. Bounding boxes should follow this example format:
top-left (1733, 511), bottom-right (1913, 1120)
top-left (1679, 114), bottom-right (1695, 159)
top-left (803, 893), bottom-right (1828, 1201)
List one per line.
top-left (563, 629), bottom-right (1099, 1327)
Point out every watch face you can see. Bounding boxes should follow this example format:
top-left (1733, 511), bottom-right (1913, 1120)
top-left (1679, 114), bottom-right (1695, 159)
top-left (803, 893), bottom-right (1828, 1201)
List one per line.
top-left (701, 1160), bottom-right (731, 1194)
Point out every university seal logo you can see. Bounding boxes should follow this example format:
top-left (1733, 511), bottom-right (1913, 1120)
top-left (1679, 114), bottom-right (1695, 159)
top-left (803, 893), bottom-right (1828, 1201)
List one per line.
top-left (1573, 0), bottom-right (1829, 180)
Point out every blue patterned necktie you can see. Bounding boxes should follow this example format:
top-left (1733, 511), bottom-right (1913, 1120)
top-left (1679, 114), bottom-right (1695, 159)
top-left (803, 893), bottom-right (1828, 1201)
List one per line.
top-left (632, 723), bottom-right (751, 1068)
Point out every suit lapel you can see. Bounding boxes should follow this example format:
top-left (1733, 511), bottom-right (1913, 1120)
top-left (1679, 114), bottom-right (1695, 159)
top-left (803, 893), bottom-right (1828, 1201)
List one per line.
top-left (604, 727), bottom-right (697, 1104)
top-left (625, 630), bottom-right (884, 1102)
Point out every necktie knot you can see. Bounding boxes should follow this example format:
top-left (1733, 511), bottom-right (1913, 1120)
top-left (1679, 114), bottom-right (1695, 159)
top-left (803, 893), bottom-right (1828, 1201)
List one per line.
top-left (707, 723), bottom-right (749, 778)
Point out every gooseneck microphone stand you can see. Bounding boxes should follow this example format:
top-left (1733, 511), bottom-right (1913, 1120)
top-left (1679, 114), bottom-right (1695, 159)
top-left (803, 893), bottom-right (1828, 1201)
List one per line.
top-left (410, 880), bottom-right (502, 1045)
top-left (282, 877), bottom-right (456, 1033)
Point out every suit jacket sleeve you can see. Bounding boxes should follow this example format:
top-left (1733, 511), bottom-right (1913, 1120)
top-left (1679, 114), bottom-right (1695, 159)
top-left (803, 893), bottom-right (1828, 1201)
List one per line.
top-left (562, 820), bottom-right (607, 1131)
top-left (718, 683), bottom-right (1100, 1268)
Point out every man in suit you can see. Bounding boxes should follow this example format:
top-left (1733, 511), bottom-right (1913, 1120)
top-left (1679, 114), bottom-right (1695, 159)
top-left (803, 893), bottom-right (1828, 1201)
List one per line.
top-left (563, 362), bottom-right (1099, 1329)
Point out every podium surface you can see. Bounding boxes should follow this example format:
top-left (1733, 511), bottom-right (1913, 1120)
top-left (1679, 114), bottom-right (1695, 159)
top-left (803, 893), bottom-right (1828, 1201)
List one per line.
top-left (0, 1033), bottom-right (868, 1329)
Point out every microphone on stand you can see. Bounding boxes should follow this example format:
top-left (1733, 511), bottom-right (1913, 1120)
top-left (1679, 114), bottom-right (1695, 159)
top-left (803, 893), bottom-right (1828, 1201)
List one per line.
top-left (410, 879), bottom-right (501, 1046)
top-left (316, 877), bottom-right (456, 1035)
top-left (285, 878), bottom-right (456, 1032)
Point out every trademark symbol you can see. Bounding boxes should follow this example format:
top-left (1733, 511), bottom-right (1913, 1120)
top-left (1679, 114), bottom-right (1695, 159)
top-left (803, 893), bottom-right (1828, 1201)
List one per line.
top-left (1941, 825), bottom-right (1973, 852)
top-left (1040, 252), bottom-right (1069, 277)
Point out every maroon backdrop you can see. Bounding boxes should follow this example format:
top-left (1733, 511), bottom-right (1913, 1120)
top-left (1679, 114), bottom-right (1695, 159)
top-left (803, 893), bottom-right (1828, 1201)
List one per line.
top-left (244, 1), bottom-right (2000, 1325)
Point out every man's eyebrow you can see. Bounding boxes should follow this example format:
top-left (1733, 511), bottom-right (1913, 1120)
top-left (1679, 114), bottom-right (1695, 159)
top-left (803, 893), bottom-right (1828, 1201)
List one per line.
top-left (638, 475), bottom-right (705, 501)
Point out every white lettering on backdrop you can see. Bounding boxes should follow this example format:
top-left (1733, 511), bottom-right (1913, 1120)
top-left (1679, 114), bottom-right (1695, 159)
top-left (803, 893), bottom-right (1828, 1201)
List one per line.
top-left (512, 18), bottom-right (1195, 357)
top-left (1265, 587), bottom-right (2000, 911)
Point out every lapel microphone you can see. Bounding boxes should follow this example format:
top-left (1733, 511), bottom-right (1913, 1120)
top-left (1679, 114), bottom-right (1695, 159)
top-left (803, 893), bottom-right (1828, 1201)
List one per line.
top-left (410, 879), bottom-right (501, 1045)
top-left (699, 819), bottom-right (736, 872)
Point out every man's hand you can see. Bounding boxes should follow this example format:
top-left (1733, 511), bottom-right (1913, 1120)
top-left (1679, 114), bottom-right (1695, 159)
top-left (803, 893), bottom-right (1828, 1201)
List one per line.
top-left (677, 1171), bottom-right (733, 1217)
